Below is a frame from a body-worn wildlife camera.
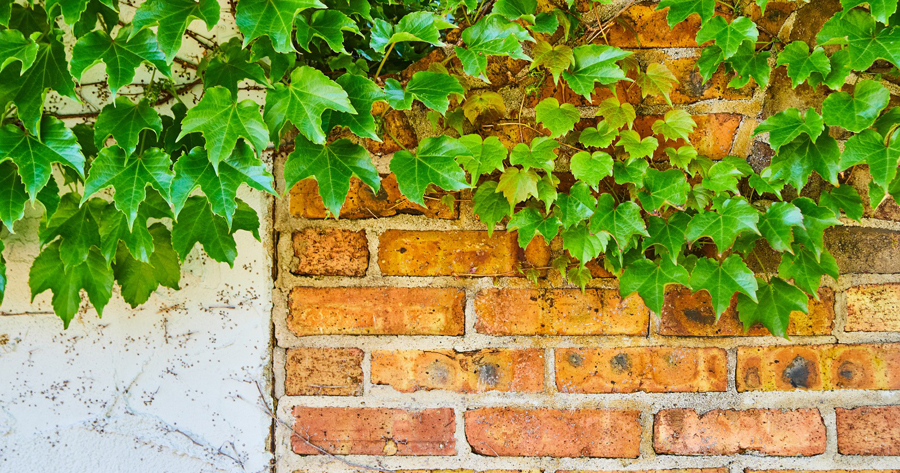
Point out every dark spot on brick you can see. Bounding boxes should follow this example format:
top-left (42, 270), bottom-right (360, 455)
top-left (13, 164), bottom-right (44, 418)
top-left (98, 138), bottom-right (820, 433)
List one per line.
top-left (682, 70), bottom-right (709, 97)
top-left (399, 247), bottom-right (407, 254)
top-left (839, 360), bottom-right (857, 380)
top-left (782, 355), bottom-right (812, 388)
top-left (744, 366), bottom-right (761, 388)
top-left (476, 363), bottom-right (499, 386)
top-left (684, 308), bottom-right (715, 325)
top-left (610, 353), bottom-right (632, 373)
top-left (568, 352), bottom-right (583, 368)
top-left (426, 360), bottom-right (450, 385)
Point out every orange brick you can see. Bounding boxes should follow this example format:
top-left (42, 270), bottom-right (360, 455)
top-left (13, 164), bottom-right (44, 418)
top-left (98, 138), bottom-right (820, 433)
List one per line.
top-left (378, 231), bottom-right (550, 277)
top-left (291, 228), bottom-right (368, 277)
top-left (474, 288), bottom-right (649, 336)
top-left (846, 283), bottom-right (900, 332)
top-left (659, 286), bottom-right (835, 336)
top-left (634, 114), bottom-right (743, 159)
top-left (836, 406), bottom-right (900, 455)
top-left (287, 287), bottom-right (465, 335)
top-left (748, 471), bottom-right (900, 473)
top-left (562, 470), bottom-right (728, 473)
top-left (290, 174), bottom-right (457, 220)
top-left (371, 349), bottom-right (544, 393)
top-left (285, 348), bottom-right (363, 396)
top-left (736, 344), bottom-right (900, 391)
top-left (654, 408), bottom-right (826, 456)
top-left (556, 347), bottom-right (727, 393)
top-left (601, 4), bottom-right (702, 48)
top-left (291, 407), bottom-right (455, 455)
top-left (464, 408), bottom-right (641, 458)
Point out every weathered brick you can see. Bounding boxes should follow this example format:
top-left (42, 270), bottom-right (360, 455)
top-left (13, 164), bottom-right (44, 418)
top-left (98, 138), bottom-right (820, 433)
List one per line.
top-left (291, 229), bottom-right (369, 277)
top-left (556, 347), bottom-right (727, 393)
top-left (601, 4), bottom-right (702, 48)
top-left (395, 470), bottom-right (541, 473)
top-left (848, 166), bottom-right (900, 222)
top-left (378, 231), bottom-right (550, 277)
top-left (285, 348), bottom-right (364, 396)
top-left (562, 470), bottom-right (728, 473)
top-left (654, 408), bottom-right (826, 456)
top-left (364, 106), bottom-right (418, 154)
top-left (290, 174), bottom-right (457, 220)
top-left (836, 406), bottom-right (900, 455)
top-left (474, 288), bottom-right (649, 336)
top-left (825, 227), bottom-right (900, 274)
top-left (659, 286), bottom-right (835, 336)
top-left (464, 408), bottom-right (641, 458)
top-left (371, 349), bottom-right (544, 393)
top-left (747, 471), bottom-right (900, 473)
top-left (736, 344), bottom-right (900, 391)
top-left (634, 114), bottom-right (743, 159)
top-left (291, 407), bottom-right (455, 455)
top-left (287, 287), bottom-right (465, 336)
top-left (846, 284), bottom-right (900, 332)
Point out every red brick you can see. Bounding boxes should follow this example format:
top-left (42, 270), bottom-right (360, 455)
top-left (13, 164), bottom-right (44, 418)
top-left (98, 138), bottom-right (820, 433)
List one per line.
top-left (748, 471), bottom-right (900, 473)
top-left (654, 408), bottom-right (826, 456)
top-left (290, 174), bottom-right (457, 220)
top-left (464, 408), bottom-right (641, 458)
top-left (562, 470), bottom-right (727, 473)
top-left (556, 347), bottom-right (727, 393)
top-left (371, 349), bottom-right (544, 393)
top-left (601, 4), bottom-right (702, 48)
top-left (474, 288), bottom-right (649, 336)
top-left (291, 229), bottom-right (368, 277)
top-left (659, 286), bottom-right (835, 336)
top-left (291, 407), bottom-right (455, 455)
top-left (836, 406), bottom-right (900, 455)
top-left (846, 283), bottom-right (900, 332)
top-left (285, 348), bottom-right (364, 396)
top-left (736, 344), bottom-right (900, 391)
top-left (287, 287), bottom-right (465, 335)
top-left (378, 231), bottom-right (550, 277)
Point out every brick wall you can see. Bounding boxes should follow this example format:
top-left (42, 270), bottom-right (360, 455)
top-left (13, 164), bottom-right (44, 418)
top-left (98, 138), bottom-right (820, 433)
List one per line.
top-left (271, 1), bottom-right (900, 471)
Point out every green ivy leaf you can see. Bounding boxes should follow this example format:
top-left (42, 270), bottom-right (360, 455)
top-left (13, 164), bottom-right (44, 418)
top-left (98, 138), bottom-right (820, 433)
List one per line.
top-left (636, 63), bottom-right (678, 106)
top-left (83, 146), bottom-right (173, 229)
top-left (758, 201), bottom-right (804, 253)
top-left (766, 134), bottom-right (841, 189)
top-left (235, 0), bottom-right (323, 54)
top-left (779, 245), bottom-right (839, 295)
top-left (561, 44), bottom-right (630, 100)
top-left (841, 129), bottom-right (900, 189)
top-left (461, 92), bottom-right (506, 124)
top-left (201, 37), bottom-right (270, 98)
top-left (509, 136), bottom-right (558, 172)
top-left (696, 16), bottom-right (758, 59)
top-left (685, 197), bottom-right (760, 251)
top-left (391, 136), bottom-right (469, 206)
top-left (617, 130), bottom-right (658, 160)
top-left (29, 241), bottom-right (113, 328)
top-left (820, 185), bottom-right (864, 221)
top-left (666, 145), bottom-right (698, 170)
top-left (691, 254), bottom-right (758, 318)
top-left (775, 41), bottom-right (831, 87)
top-left (265, 66), bottom-right (354, 145)
top-left (172, 143), bottom-right (275, 225)
top-left (621, 258), bottom-right (691, 316)
top-left (179, 87), bottom-right (269, 171)
top-left (0, 29), bottom-right (38, 74)
top-left (383, 78), bottom-right (413, 110)
top-left (643, 213), bottom-right (690, 264)
top-left (285, 137), bottom-right (379, 217)
top-left (250, 35), bottom-right (296, 81)
top-left (841, 0), bottom-right (899, 24)
top-left (590, 193), bottom-right (648, 250)
top-left (72, 27), bottom-right (170, 95)
top-left (562, 221), bottom-right (607, 264)
top-left (497, 167), bottom-right (540, 205)
top-left (472, 181), bottom-right (511, 235)
top-left (638, 168), bottom-right (689, 210)
top-left (113, 223), bottom-right (181, 307)
top-left (809, 48), bottom-right (851, 90)
top-left (613, 157), bottom-right (650, 186)
top-left (0, 161), bottom-right (27, 230)
top-left (536, 173), bottom-right (559, 212)
top-left (98, 198), bottom-right (159, 264)
top-left (535, 98), bottom-right (580, 138)
top-left (570, 150), bottom-right (613, 190)
top-left (579, 121), bottom-right (618, 148)
top-left (822, 79), bottom-right (890, 132)
top-left (46, 0), bottom-right (90, 24)
top-left (651, 109), bottom-right (696, 142)
top-left (508, 206), bottom-right (561, 247)
top-left (792, 196), bottom-right (841, 261)
top-left (39, 194), bottom-right (103, 269)
top-left (457, 135), bottom-right (507, 184)
top-left (296, 10), bottom-right (360, 54)
top-left (132, 0), bottom-right (219, 62)
top-left (456, 14), bottom-right (533, 79)
top-left (657, 0), bottom-right (715, 27)
top-left (405, 71), bottom-right (465, 114)
top-left (754, 107), bottom-right (824, 151)
top-left (736, 277), bottom-right (808, 338)
top-left (493, 0), bottom-right (537, 22)
top-left (171, 196), bottom-right (242, 265)
top-left (94, 97), bottom-right (163, 155)
top-left (819, 9), bottom-right (900, 69)
top-left (596, 97), bottom-right (636, 130)
top-left (727, 40), bottom-right (771, 88)
top-left (327, 74), bottom-right (385, 141)
top-left (703, 158), bottom-right (749, 194)
top-left (532, 40), bottom-right (573, 84)
top-left (556, 182), bottom-right (596, 228)
top-left (0, 117), bottom-right (85, 200)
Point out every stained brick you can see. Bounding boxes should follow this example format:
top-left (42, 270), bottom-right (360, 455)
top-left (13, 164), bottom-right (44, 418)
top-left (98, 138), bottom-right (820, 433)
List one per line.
top-left (285, 348), bottom-right (364, 396)
top-left (836, 406), bottom-right (900, 455)
top-left (474, 288), bottom-right (649, 336)
top-left (378, 231), bottom-right (550, 277)
top-left (556, 347), bottom-right (727, 393)
top-left (464, 408), bottom-right (641, 458)
top-left (371, 349), bottom-right (544, 393)
top-left (562, 470), bottom-right (728, 473)
top-left (290, 174), bottom-right (457, 220)
top-left (599, 4), bottom-right (702, 48)
top-left (825, 227), bottom-right (900, 274)
top-left (846, 284), bottom-right (900, 332)
top-left (654, 408), bottom-right (827, 456)
top-left (287, 287), bottom-right (465, 336)
top-left (659, 286), bottom-right (834, 336)
top-left (736, 344), bottom-right (900, 391)
top-left (291, 407), bottom-right (455, 455)
top-left (291, 229), bottom-right (368, 277)
top-left (748, 471), bottom-right (900, 473)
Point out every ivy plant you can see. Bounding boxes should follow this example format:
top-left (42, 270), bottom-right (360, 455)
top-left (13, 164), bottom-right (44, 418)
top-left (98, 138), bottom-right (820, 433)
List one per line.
top-left (0, 0), bottom-right (898, 337)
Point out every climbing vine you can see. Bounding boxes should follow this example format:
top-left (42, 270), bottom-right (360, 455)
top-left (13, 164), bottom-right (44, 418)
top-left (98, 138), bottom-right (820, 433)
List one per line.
top-left (0, 0), bottom-right (898, 335)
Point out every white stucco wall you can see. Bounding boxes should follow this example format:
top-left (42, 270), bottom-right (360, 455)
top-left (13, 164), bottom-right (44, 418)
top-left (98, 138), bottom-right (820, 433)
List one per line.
top-left (0, 4), bottom-right (274, 472)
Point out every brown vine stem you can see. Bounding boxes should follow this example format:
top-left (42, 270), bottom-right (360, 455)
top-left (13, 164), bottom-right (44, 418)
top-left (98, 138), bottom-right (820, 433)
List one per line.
top-left (586, 0), bottom-right (636, 44)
